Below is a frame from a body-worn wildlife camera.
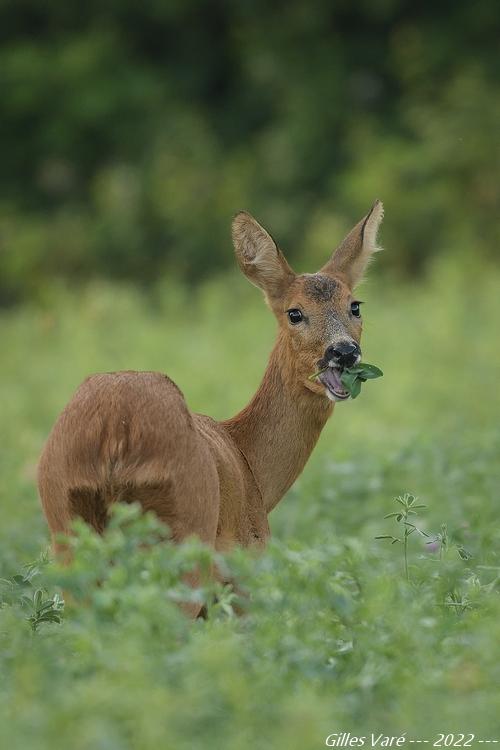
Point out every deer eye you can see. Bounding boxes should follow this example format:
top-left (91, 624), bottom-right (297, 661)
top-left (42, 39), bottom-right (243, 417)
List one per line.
top-left (287, 309), bottom-right (303, 325)
top-left (350, 301), bottom-right (362, 318)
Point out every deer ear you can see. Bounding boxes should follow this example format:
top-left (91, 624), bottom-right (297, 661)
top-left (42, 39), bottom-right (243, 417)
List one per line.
top-left (232, 211), bottom-right (295, 305)
top-left (322, 200), bottom-right (384, 288)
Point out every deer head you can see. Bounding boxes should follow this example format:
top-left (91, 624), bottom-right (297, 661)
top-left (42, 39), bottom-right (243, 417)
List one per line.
top-left (232, 201), bottom-right (383, 402)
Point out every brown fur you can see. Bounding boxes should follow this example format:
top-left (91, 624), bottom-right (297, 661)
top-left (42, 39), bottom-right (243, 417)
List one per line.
top-left (38, 202), bottom-right (383, 616)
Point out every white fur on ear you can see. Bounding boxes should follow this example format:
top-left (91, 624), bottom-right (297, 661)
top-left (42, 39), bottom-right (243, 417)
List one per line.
top-left (362, 200), bottom-right (384, 256)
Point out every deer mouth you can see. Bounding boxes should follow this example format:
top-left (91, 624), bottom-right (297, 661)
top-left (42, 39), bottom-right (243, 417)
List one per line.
top-left (319, 367), bottom-right (350, 402)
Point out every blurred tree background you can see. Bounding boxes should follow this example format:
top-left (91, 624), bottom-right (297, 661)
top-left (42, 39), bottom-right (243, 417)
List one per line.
top-left (1, 0), bottom-right (499, 304)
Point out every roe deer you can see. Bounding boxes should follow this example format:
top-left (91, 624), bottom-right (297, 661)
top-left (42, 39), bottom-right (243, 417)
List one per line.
top-left (38, 201), bottom-right (383, 614)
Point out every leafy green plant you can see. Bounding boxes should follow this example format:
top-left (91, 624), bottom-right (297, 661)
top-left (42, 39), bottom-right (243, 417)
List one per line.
top-left (0, 550), bottom-right (50, 595)
top-left (375, 493), bottom-right (428, 581)
top-left (431, 523), bottom-right (449, 561)
top-left (444, 589), bottom-right (472, 615)
top-left (425, 522), bottom-right (473, 563)
top-left (340, 363), bottom-right (383, 399)
top-left (21, 588), bottom-right (64, 632)
top-left (0, 551), bottom-right (64, 632)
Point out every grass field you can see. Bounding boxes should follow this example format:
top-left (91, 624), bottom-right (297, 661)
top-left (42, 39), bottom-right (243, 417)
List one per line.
top-left (1, 258), bottom-right (499, 749)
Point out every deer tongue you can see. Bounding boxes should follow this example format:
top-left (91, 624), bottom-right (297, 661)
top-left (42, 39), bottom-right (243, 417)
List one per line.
top-left (319, 367), bottom-right (349, 399)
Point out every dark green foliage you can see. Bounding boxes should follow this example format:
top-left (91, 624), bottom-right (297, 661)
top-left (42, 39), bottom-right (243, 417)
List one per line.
top-left (341, 362), bottom-right (383, 398)
top-left (1, 264), bottom-right (500, 744)
top-left (1, 1), bottom-right (499, 303)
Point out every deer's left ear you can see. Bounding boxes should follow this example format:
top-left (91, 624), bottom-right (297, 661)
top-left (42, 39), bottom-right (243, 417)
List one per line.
top-left (322, 200), bottom-right (384, 288)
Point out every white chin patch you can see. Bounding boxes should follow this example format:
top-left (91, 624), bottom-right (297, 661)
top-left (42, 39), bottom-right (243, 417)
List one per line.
top-left (325, 388), bottom-right (336, 402)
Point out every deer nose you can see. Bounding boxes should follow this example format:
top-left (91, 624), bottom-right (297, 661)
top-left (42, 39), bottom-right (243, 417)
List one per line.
top-left (325, 341), bottom-right (360, 368)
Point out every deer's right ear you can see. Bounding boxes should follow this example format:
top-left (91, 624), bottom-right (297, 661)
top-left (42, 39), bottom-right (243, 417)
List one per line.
top-left (232, 212), bottom-right (295, 306)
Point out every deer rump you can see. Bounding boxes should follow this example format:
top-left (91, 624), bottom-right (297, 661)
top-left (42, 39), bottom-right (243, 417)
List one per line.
top-left (38, 370), bottom-right (268, 556)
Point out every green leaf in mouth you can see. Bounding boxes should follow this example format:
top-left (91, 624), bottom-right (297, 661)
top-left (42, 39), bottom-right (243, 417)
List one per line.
top-left (308, 361), bottom-right (383, 399)
top-left (340, 362), bottom-right (383, 399)
top-left (349, 378), bottom-right (362, 399)
top-left (347, 363), bottom-right (383, 379)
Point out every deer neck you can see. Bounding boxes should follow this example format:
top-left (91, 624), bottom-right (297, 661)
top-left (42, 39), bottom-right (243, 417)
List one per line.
top-left (222, 331), bottom-right (333, 512)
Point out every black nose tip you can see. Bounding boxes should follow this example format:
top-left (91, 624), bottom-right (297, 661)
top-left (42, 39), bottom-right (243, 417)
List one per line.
top-left (325, 341), bottom-right (360, 368)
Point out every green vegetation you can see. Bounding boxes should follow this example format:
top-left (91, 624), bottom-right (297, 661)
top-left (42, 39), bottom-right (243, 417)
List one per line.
top-left (341, 363), bottom-right (384, 399)
top-left (1, 3), bottom-right (499, 742)
top-left (1, 0), bottom-right (499, 302)
top-left (1, 259), bottom-right (499, 747)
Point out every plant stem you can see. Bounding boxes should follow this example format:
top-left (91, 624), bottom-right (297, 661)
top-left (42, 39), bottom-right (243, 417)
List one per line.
top-left (404, 530), bottom-right (410, 582)
top-left (307, 366), bottom-right (328, 381)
